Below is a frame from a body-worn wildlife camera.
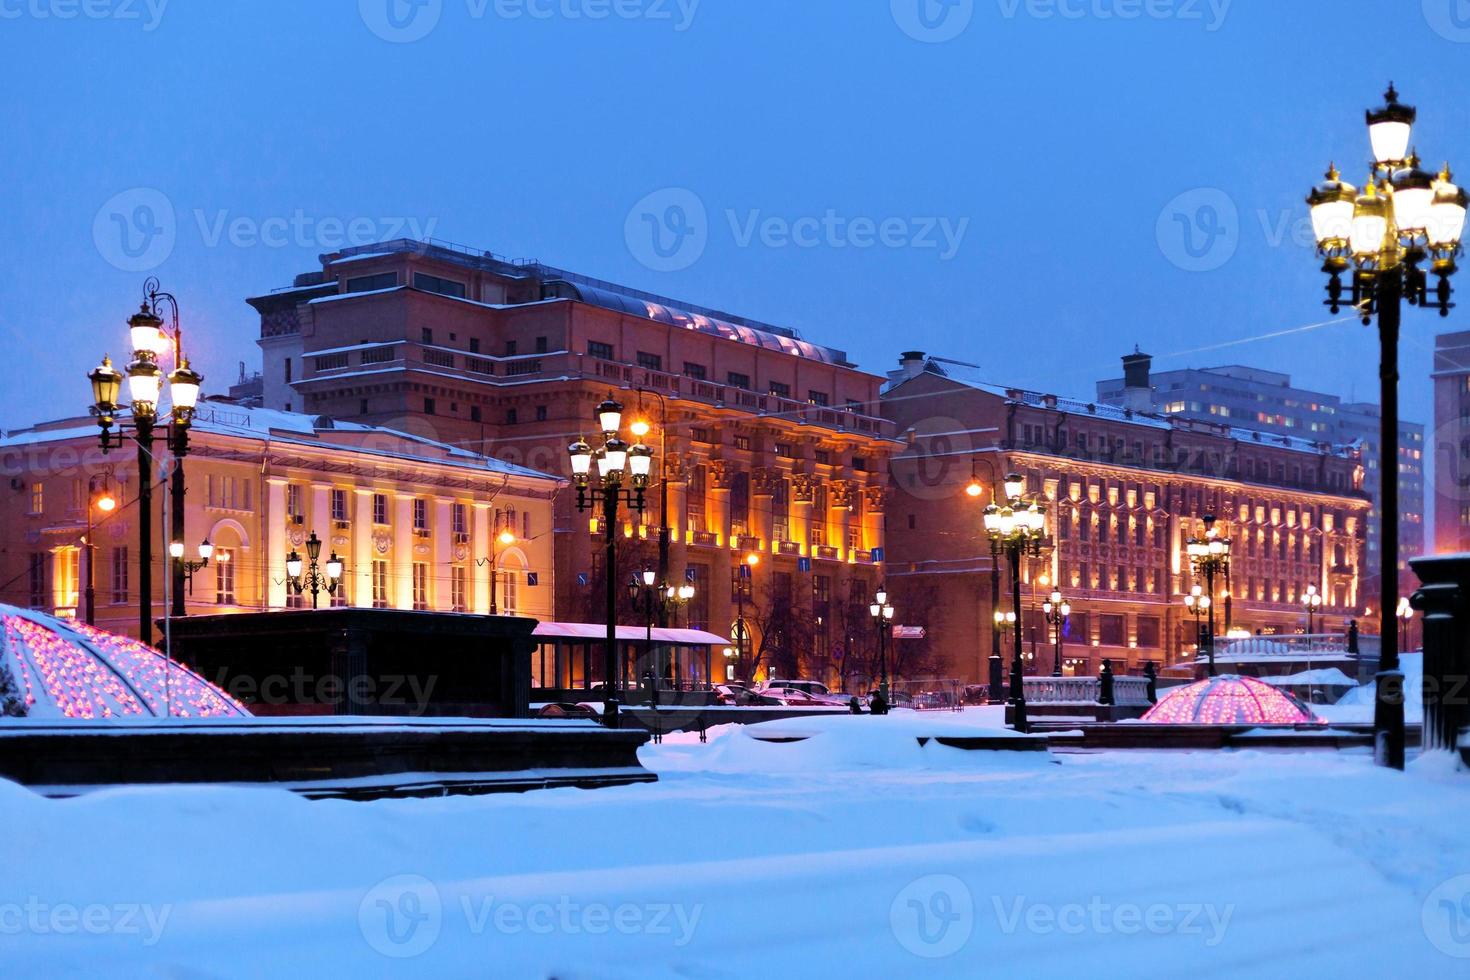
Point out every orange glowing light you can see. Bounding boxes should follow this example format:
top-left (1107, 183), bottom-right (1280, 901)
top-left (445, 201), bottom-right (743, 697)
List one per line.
top-left (630, 419), bottom-right (652, 438)
top-left (94, 493), bottom-right (117, 513)
top-left (965, 481), bottom-right (983, 498)
top-left (745, 552), bottom-right (760, 567)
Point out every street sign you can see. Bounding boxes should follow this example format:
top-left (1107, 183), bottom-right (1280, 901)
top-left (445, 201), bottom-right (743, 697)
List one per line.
top-left (577, 572), bottom-right (589, 587)
top-left (797, 557), bottom-right (812, 573)
top-left (871, 547), bottom-right (885, 563)
top-left (892, 625), bottom-right (926, 640)
top-left (527, 572), bottom-right (539, 587)
top-left (739, 563), bottom-right (752, 580)
top-left (685, 567), bottom-right (697, 583)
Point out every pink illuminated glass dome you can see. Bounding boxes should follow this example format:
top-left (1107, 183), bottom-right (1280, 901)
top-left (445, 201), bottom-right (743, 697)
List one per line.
top-left (0, 605), bottom-right (249, 719)
top-left (1142, 674), bottom-right (1323, 726)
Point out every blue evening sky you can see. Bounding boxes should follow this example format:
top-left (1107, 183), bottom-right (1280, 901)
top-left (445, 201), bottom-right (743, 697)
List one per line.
top-left (1, 1), bottom-right (1463, 491)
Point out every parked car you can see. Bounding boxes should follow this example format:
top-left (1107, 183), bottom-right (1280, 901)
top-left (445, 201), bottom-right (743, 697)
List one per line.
top-left (963, 684), bottom-right (989, 705)
top-left (714, 684), bottom-right (782, 706)
top-left (913, 690), bottom-right (956, 710)
top-left (536, 702), bottom-right (600, 720)
top-left (761, 679), bottom-right (833, 698)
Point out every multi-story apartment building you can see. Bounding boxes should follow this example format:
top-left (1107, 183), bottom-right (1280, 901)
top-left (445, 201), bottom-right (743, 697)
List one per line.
top-left (246, 239), bottom-right (897, 685)
top-left (0, 404), bottom-right (559, 639)
top-left (1097, 353), bottom-right (1424, 587)
top-left (1433, 330), bottom-right (1470, 554)
top-left (885, 354), bottom-right (1370, 683)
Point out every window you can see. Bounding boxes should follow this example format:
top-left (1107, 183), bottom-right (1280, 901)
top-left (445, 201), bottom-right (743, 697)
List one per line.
top-left (684, 362), bottom-right (707, 381)
top-left (451, 566), bottom-right (468, 613)
top-left (768, 381), bottom-right (791, 399)
top-left (775, 443), bottom-right (794, 458)
top-left (691, 427), bottom-right (712, 443)
top-left (846, 399), bottom-right (863, 413)
top-left (413, 272), bottom-right (466, 298)
top-left (733, 436), bottom-right (752, 452)
top-left (505, 340), bottom-right (518, 356)
top-left (110, 547), bottom-right (128, 603)
top-left (815, 450), bottom-right (832, 465)
top-left (421, 327), bottom-right (434, 345)
top-left (535, 336), bottom-right (548, 353)
top-left (452, 502), bottom-right (467, 535)
top-left (372, 560), bottom-right (390, 608)
top-left (286, 484), bottom-right (304, 524)
top-left (28, 482), bottom-right (42, 515)
top-left (501, 568), bottom-right (519, 615)
top-left (284, 357), bottom-right (293, 382)
top-left (637, 351), bottom-right (663, 371)
top-left (215, 550), bottom-right (235, 605)
top-left (412, 563), bottom-right (429, 610)
top-left (808, 390), bottom-right (830, 407)
top-left (470, 406), bottom-right (482, 423)
top-left (360, 399), bottom-right (370, 415)
top-left (344, 272), bottom-right (397, 293)
top-left (28, 554), bottom-right (45, 607)
top-left (1099, 615), bottom-right (1125, 647)
top-left (424, 397), bottom-right (436, 415)
top-left (331, 488), bottom-right (348, 523)
top-left (506, 409), bottom-right (518, 425)
top-left (373, 493), bottom-right (389, 525)
top-left (726, 372), bottom-right (751, 390)
top-left (208, 475), bottom-right (251, 511)
top-left (412, 498), bottom-right (427, 531)
top-left (469, 337), bottom-right (480, 354)
top-left (536, 405), bottom-right (547, 422)
top-left (588, 341), bottom-right (614, 360)
top-left (312, 353), bottom-right (347, 372)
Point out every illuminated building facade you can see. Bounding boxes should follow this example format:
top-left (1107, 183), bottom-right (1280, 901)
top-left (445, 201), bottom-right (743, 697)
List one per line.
top-left (0, 405), bottom-right (559, 639)
top-left (883, 354), bottom-right (1370, 683)
top-left (246, 240), bottom-right (897, 685)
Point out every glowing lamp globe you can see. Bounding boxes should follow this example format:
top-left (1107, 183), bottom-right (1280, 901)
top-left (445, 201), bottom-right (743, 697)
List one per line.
top-left (1306, 165), bottom-right (1357, 249)
top-left (1366, 84), bottom-right (1416, 168)
top-left (1351, 181), bottom-right (1390, 260)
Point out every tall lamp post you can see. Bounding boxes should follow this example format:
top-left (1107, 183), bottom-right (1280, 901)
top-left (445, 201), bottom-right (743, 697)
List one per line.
top-left (1042, 589), bottom-right (1070, 677)
top-left (87, 278), bottom-right (203, 644)
top-left (1396, 596), bottom-right (1415, 652)
top-left (1184, 585), bottom-right (1211, 665)
top-left (569, 396), bottom-right (654, 726)
top-left (629, 568), bottom-right (660, 690)
top-left (661, 580), bottom-right (696, 689)
top-left (1185, 515), bottom-right (1231, 676)
top-left (966, 459), bottom-right (1005, 703)
top-left (869, 586), bottom-right (895, 714)
top-left (984, 473), bottom-right (1046, 733)
top-left (629, 389), bottom-right (672, 626)
top-left (284, 532), bottom-right (344, 609)
top-left (1305, 85), bottom-right (1466, 769)
top-left (169, 539), bottom-right (213, 596)
top-left (83, 476), bottom-right (117, 626)
top-left (477, 528), bottom-right (517, 614)
top-left (1301, 584), bottom-right (1324, 635)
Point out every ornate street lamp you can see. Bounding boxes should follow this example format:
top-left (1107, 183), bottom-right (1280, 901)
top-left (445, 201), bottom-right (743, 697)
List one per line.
top-left (1185, 515), bottom-right (1231, 676)
top-left (1042, 589), bottom-right (1071, 677)
top-left (966, 456), bottom-right (1006, 704)
top-left (476, 528), bottom-right (518, 615)
top-left (87, 278), bottom-right (202, 643)
top-left (284, 532), bottom-right (343, 609)
top-left (984, 472), bottom-right (1047, 733)
top-left (1301, 584), bottom-right (1324, 635)
top-left (82, 476), bottom-right (117, 626)
top-left (1396, 596), bottom-right (1415, 652)
top-left (1184, 585), bottom-right (1211, 662)
top-left (1305, 85), bottom-right (1464, 769)
top-left (169, 538), bottom-right (213, 596)
top-left (869, 586), bottom-right (895, 714)
top-left (569, 395), bottom-right (653, 726)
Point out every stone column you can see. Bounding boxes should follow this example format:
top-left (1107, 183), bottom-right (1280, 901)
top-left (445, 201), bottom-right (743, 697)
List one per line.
top-left (433, 497), bottom-right (453, 611)
top-left (792, 474), bottom-right (813, 556)
top-left (666, 453), bottom-right (689, 587)
top-left (266, 478), bottom-right (289, 609)
top-left (472, 502), bottom-right (492, 614)
top-left (352, 489), bottom-right (374, 608)
top-left (394, 493), bottom-right (414, 610)
top-left (752, 466), bottom-right (776, 553)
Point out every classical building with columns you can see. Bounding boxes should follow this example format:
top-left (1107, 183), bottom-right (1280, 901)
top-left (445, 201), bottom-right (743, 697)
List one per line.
top-left (0, 403), bottom-right (559, 638)
top-left (245, 239), bottom-right (897, 684)
top-left (882, 354), bottom-right (1371, 683)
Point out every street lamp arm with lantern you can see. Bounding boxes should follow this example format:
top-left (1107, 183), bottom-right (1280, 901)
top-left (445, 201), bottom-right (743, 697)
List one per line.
top-left (1304, 85), bottom-right (1465, 771)
top-left (984, 472), bottom-right (1047, 733)
top-left (283, 532), bottom-right (344, 609)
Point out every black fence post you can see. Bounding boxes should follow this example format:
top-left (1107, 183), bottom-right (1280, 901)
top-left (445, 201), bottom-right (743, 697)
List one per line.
top-left (1143, 661), bottom-right (1158, 704)
top-left (1409, 555), bottom-right (1470, 755)
top-left (1099, 658), bottom-right (1115, 707)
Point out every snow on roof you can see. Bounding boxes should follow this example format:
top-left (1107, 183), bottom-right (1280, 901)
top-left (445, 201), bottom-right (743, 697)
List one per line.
top-left (0, 405), bottom-right (560, 483)
top-left (891, 358), bottom-right (1341, 457)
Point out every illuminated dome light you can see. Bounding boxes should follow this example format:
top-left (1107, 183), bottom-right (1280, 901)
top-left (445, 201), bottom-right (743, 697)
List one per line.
top-left (1141, 674), bottom-right (1323, 726)
top-left (0, 605), bottom-right (249, 719)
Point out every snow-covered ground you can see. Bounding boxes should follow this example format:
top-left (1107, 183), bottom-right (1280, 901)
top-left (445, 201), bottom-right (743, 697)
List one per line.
top-left (4, 709), bottom-right (1469, 977)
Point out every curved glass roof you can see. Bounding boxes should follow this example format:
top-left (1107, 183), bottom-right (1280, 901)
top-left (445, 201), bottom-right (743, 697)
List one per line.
top-left (1142, 674), bottom-right (1322, 725)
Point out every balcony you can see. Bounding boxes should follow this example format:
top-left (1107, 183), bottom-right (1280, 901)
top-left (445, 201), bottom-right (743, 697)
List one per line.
top-left (689, 530), bottom-right (719, 547)
top-left (295, 347), bottom-right (896, 440)
top-left (776, 541), bottom-right (802, 556)
top-left (814, 546), bottom-right (841, 561)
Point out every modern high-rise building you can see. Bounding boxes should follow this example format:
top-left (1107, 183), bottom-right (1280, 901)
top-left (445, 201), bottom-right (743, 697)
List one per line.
top-left (245, 239), bottom-right (897, 687)
top-left (1097, 353), bottom-right (1424, 590)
